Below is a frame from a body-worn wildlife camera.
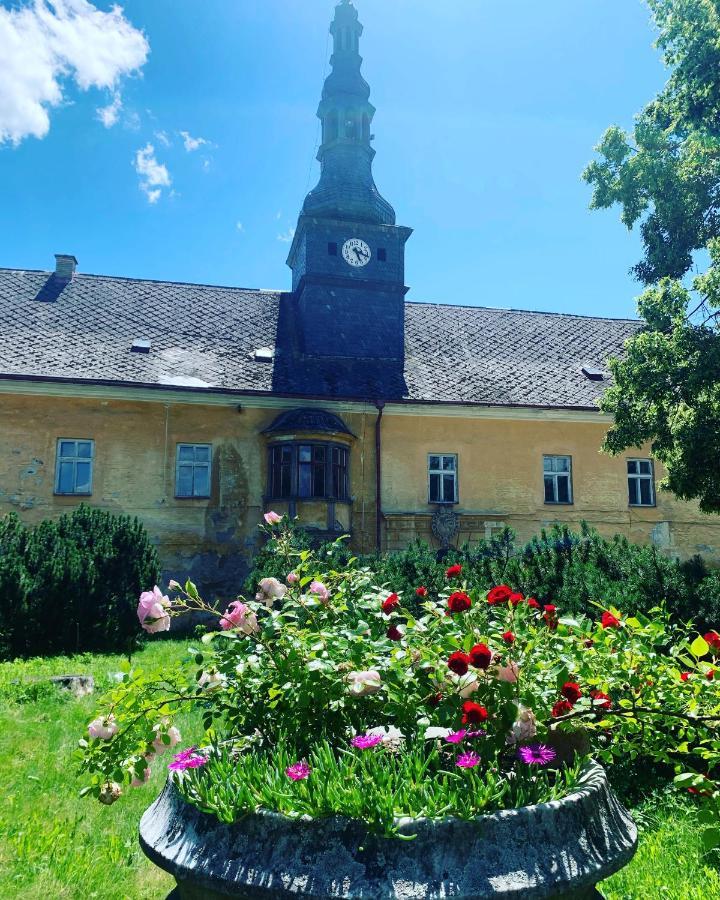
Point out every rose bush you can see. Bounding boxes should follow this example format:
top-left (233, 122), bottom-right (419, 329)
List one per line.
top-left (77, 515), bottom-right (720, 837)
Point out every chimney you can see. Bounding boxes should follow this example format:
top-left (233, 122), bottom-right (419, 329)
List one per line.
top-left (54, 254), bottom-right (77, 282)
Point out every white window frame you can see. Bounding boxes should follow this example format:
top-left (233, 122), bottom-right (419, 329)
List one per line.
top-left (54, 439), bottom-right (94, 496)
top-left (543, 455), bottom-right (573, 505)
top-left (428, 453), bottom-right (458, 504)
top-left (627, 458), bottom-right (656, 507)
top-left (175, 443), bottom-right (212, 499)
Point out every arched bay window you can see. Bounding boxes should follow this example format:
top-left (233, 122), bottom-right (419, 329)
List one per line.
top-left (263, 409), bottom-right (355, 533)
top-left (268, 442), bottom-right (349, 501)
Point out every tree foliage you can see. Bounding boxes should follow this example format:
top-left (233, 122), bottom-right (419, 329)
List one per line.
top-left (584, 0), bottom-right (720, 511)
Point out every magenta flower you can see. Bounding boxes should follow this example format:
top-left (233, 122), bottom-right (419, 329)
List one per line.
top-left (286, 761), bottom-right (311, 781)
top-left (445, 729), bottom-right (467, 744)
top-left (168, 747), bottom-right (208, 772)
top-left (351, 733), bottom-right (384, 750)
top-left (455, 751), bottom-right (481, 769)
top-left (517, 744), bottom-right (557, 766)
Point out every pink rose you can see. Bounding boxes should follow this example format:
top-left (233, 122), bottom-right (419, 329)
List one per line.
top-left (152, 724), bottom-right (182, 755)
top-left (287, 572), bottom-right (299, 584)
top-left (168, 579), bottom-right (181, 591)
top-left (220, 601), bottom-right (259, 634)
top-left (131, 766), bottom-right (151, 787)
top-left (259, 577), bottom-right (287, 600)
top-left (88, 714), bottom-right (118, 740)
top-left (507, 705), bottom-right (537, 745)
top-left (263, 511), bottom-right (283, 525)
top-left (494, 661), bottom-right (520, 684)
top-left (347, 670), bottom-right (382, 696)
top-left (137, 586), bottom-right (171, 634)
top-left (309, 581), bottom-right (330, 603)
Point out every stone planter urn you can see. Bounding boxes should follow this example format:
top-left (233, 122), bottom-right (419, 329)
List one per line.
top-left (139, 761), bottom-right (637, 899)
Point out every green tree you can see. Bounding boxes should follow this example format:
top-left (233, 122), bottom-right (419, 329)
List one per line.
top-left (584, 0), bottom-right (720, 511)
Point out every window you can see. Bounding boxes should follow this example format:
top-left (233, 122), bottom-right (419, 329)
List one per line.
top-left (377, 247), bottom-right (387, 262)
top-left (628, 459), bottom-right (655, 507)
top-left (176, 444), bottom-right (211, 498)
top-left (544, 456), bottom-right (573, 504)
top-left (55, 439), bottom-right (94, 495)
top-left (428, 454), bottom-right (458, 504)
top-left (328, 242), bottom-right (338, 256)
top-left (267, 442), bottom-right (350, 501)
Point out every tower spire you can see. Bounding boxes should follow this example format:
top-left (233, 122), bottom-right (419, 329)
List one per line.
top-left (301, 0), bottom-right (395, 225)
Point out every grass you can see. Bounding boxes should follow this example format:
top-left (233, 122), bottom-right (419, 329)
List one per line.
top-left (0, 642), bottom-right (718, 899)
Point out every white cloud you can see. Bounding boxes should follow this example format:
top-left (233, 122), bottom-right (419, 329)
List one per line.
top-left (154, 129), bottom-right (171, 147)
top-left (133, 142), bottom-right (171, 204)
top-left (179, 130), bottom-right (209, 152)
top-left (236, 221), bottom-right (244, 232)
top-left (96, 90), bottom-right (121, 128)
top-left (0, 0), bottom-right (149, 145)
top-left (277, 227), bottom-right (296, 243)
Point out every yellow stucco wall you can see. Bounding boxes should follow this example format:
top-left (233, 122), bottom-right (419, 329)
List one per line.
top-left (1, 389), bottom-right (719, 600)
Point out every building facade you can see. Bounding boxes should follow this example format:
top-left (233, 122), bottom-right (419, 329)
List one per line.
top-left (1, 0), bottom-right (719, 597)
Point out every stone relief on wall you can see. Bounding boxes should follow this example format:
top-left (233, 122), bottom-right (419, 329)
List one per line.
top-left (431, 506), bottom-right (460, 549)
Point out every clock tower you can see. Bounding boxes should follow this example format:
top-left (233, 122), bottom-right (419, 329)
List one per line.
top-left (286, 0), bottom-right (412, 365)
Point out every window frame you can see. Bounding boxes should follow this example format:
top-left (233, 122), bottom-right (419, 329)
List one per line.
top-left (427, 453), bottom-right (459, 505)
top-left (627, 458), bottom-right (656, 508)
top-left (54, 438), bottom-right (95, 496)
top-left (175, 443), bottom-right (212, 500)
top-left (543, 455), bottom-right (574, 505)
top-left (266, 441), bottom-right (350, 503)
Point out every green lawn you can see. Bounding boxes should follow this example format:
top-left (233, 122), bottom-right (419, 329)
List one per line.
top-left (0, 641), bottom-right (717, 900)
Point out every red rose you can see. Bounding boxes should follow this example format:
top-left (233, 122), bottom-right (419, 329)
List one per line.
top-left (590, 690), bottom-right (612, 710)
top-left (382, 593), bottom-right (400, 615)
top-left (707, 669), bottom-right (716, 681)
top-left (448, 651), bottom-right (471, 676)
top-left (469, 643), bottom-right (493, 670)
top-left (446, 564), bottom-right (463, 579)
top-left (680, 672), bottom-right (691, 682)
top-left (601, 611), bottom-right (621, 629)
top-left (561, 682), bottom-right (582, 704)
top-left (415, 586), bottom-right (428, 598)
top-left (427, 692), bottom-right (442, 707)
top-left (502, 631), bottom-right (515, 644)
top-left (447, 591), bottom-right (472, 613)
top-left (544, 604), bottom-right (557, 615)
top-left (552, 699), bottom-right (573, 718)
top-left (508, 592), bottom-right (524, 607)
top-left (704, 631), bottom-right (720, 651)
top-left (527, 598), bottom-right (540, 609)
top-left (387, 625), bottom-right (402, 642)
top-left (487, 585), bottom-right (512, 605)
top-left (462, 701), bottom-right (488, 724)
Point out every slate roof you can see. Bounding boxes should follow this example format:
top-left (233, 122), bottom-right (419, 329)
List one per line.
top-left (0, 266), bottom-right (641, 410)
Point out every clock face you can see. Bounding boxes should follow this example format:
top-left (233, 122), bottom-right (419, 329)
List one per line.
top-left (342, 238), bottom-right (372, 267)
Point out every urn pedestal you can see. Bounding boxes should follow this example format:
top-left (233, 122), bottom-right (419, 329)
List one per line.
top-left (140, 762), bottom-right (637, 899)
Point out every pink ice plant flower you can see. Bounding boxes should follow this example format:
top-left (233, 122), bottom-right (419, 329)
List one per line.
top-left (88, 714), bottom-right (118, 740)
top-left (444, 729), bottom-right (486, 744)
top-left (455, 751), bottom-right (482, 768)
top-left (137, 586), bottom-right (171, 634)
top-left (351, 733), bottom-right (385, 750)
top-left (264, 511), bottom-right (283, 525)
top-left (309, 581), bottom-right (330, 603)
top-left (168, 747), bottom-right (208, 772)
top-left (517, 744), bottom-right (557, 766)
top-left (286, 761), bottom-right (311, 781)
top-left (220, 601), bottom-right (259, 634)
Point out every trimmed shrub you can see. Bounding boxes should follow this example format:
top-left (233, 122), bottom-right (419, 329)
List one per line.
top-left (0, 506), bottom-right (160, 659)
top-left (246, 520), bottom-right (720, 628)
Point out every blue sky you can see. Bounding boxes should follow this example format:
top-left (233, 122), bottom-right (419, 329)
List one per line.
top-left (0, 0), bottom-right (666, 318)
